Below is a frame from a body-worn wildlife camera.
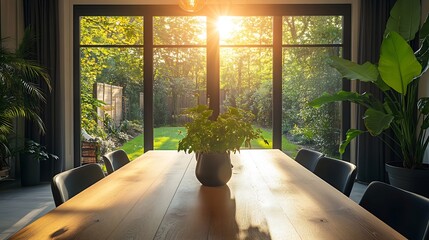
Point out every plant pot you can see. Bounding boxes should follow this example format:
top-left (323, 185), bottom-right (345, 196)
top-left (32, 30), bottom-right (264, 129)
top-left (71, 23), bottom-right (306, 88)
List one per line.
top-left (385, 162), bottom-right (429, 198)
top-left (195, 152), bottom-right (232, 187)
top-left (20, 154), bottom-right (40, 186)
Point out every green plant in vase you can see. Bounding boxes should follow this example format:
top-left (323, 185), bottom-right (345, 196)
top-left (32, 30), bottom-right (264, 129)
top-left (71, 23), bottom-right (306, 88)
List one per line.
top-left (178, 105), bottom-right (267, 154)
top-left (178, 105), bottom-right (267, 186)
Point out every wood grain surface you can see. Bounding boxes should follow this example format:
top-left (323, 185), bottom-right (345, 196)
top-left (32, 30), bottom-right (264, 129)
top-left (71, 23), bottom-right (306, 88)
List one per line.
top-left (10, 150), bottom-right (405, 240)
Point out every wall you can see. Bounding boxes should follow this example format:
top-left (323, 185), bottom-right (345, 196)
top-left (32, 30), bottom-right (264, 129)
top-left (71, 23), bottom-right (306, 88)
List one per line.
top-left (0, 0), bottom-right (23, 49)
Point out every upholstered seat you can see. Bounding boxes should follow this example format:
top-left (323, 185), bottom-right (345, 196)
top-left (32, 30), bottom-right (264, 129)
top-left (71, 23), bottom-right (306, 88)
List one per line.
top-left (359, 181), bottom-right (429, 240)
top-left (51, 163), bottom-right (105, 207)
top-left (102, 149), bottom-right (130, 174)
top-left (295, 148), bottom-right (324, 172)
top-left (313, 156), bottom-right (357, 196)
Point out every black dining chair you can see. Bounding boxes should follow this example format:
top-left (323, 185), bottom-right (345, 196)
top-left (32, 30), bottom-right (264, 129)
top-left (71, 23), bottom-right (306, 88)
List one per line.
top-left (51, 163), bottom-right (105, 207)
top-left (313, 156), bottom-right (357, 196)
top-left (295, 148), bottom-right (324, 172)
top-left (359, 181), bottom-right (429, 240)
top-left (102, 149), bottom-right (130, 175)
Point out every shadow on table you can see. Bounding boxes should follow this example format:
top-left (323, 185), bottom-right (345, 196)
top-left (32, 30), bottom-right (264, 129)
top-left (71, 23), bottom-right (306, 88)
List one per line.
top-left (198, 185), bottom-right (271, 239)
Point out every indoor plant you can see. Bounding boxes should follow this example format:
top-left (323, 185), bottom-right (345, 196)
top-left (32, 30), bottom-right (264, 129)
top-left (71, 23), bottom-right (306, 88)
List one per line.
top-left (178, 105), bottom-right (267, 186)
top-left (20, 140), bottom-right (58, 186)
top-left (0, 28), bottom-right (52, 179)
top-left (309, 0), bottom-right (429, 196)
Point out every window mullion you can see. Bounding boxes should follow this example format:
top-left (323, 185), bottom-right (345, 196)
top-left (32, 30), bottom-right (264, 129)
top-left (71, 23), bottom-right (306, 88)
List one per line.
top-left (144, 15), bottom-right (154, 152)
top-left (273, 16), bottom-right (282, 149)
top-left (206, 15), bottom-right (220, 118)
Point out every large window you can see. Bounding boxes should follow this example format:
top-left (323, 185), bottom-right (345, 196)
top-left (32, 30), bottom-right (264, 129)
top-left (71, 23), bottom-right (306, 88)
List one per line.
top-left (79, 16), bottom-right (144, 161)
top-left (281, 16), bottom-right (344, 157)
top-left (153, 16), bottom-right (207, 150)
top-left (219, 16), bottom-right (273, 148)
top-left (74, 5), bottom-right (351, 165)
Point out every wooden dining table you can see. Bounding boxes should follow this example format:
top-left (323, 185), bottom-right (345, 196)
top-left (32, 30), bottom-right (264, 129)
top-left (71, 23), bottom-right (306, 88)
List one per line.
top-left (11, 149), bottom-right (405, 239)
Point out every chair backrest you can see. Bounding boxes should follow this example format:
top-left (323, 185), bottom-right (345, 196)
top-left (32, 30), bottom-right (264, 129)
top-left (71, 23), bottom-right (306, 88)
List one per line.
top-left (313, 156), bottom-right (357, 196)
top-left (295, 148), bottom-right (324, 172)
top-left (359, 181), bottom-right (429, 240)
top-left (102, 149), bottom-right (130, 174)
top-left (51, 163), bottom-right (105, 207)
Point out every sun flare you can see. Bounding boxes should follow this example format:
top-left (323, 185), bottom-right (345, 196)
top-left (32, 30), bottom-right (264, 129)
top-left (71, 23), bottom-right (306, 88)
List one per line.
top-left (216, 17), bottom-right (237, 40)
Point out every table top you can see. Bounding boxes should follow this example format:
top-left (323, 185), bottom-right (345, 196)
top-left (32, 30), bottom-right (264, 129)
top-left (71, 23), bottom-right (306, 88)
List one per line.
top-left (11, 150), bottom-right (405, 240)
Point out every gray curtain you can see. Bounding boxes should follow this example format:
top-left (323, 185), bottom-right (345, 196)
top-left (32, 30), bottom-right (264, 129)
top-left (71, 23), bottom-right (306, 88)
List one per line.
top-left (356, 0), bottom-right (398, 183)
top-left (23, 0), bottom-right (62, 180)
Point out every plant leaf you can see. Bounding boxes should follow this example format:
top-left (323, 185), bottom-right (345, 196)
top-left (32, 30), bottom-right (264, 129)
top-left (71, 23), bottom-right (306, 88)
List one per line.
top-left (329, 56), bottom-right (379, 82)
top-left (384, 0), bottom-right (420, 41)
top-left (339, 129), bottom-right (365, 154)
top-left (378, 31), bottom-right (422, 94)
top-left (422, 116), bottom-right (429, 130)
top-left (309, 91), bottom-right (370, 108)
top-left (374, 74), bottom-right (391, 92)
top-left (418, 97), bottom-right (429, 115)
top-left (363, 108), bottom-right (394, 136)
top-left (415, 38), bottom-right (429, 76)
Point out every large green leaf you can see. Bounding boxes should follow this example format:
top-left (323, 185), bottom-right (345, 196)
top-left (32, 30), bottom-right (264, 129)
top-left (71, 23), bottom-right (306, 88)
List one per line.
top-left (309, 91), bottom-right (370, 108)
top-left (339, 129), bottom-right (365, 154)
top-left (329, 56), bottom-right (378, 82)
top-left (384, 0), bottom-right (420, 41)
top-left (374, 75), bottom-right (391, 92)
top-left (363, 108), bottom-right (394, 136)
top-left (378, 31), bottom-right (422, 94)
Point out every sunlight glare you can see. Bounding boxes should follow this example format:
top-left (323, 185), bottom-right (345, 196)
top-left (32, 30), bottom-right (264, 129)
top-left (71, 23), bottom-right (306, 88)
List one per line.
top-left (217, 17), bottom-right (237, 40)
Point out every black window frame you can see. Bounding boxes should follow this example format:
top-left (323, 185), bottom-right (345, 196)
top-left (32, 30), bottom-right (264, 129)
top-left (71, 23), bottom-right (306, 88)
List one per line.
top-left (73, 4), bottom-right (351, 167)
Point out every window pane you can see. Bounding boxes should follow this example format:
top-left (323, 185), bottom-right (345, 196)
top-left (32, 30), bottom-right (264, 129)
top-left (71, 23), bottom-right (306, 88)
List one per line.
top-left (154, 16), bottom-right (206, 45)
top-left (80, 47), bottom-right (144, 161)
top-left (282, 16), bottom-right (343, 45)
top-left (282, 47), bottom-right (342, 157)
top-left (220, 47), bottom-right (273, 148)
top-left (153, 48), bottom-right (207, 150)
top-left (80, 16), bottom-right (144, 45)
top-left (218, 16), bottom-right (273, 45)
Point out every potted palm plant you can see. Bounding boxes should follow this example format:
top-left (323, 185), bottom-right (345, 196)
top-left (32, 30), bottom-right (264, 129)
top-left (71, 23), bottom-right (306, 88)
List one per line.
top-left (309, 0), bottom-right (429, 197)
top-left (0, 29), bottom-right (52, 181)
top-left (178, 105), bottom-right (268, 186)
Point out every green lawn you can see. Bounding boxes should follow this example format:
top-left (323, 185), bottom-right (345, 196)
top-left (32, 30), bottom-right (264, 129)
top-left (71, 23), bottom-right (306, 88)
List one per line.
top-left (120, 127), bottom-right (185, 160)
top-left (120, 126), bottom-right (299, 160)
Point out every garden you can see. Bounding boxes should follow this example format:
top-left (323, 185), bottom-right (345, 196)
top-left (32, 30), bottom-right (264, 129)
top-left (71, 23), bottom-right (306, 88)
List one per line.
top-left (79, 15), bottom-right (343, 162)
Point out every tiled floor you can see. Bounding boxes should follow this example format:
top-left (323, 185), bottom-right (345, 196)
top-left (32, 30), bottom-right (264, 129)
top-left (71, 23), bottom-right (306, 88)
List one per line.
top-left (0, 180), bottom-right (55, 240)
top-left (0, 180), bottom-right (367, 239)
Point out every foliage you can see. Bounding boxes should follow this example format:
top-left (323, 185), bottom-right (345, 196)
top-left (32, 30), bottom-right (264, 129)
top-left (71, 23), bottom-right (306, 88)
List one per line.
top-left (79, 15), bottom-right (345, 155)
top-left (21, 140), bottom-right (58, 161)
top-left (80, 16), bottom-right (144, 137)
top-left (310, 0), bottom-right (428, 168)
top-left (98, 138), bottom-right (116, 157)
top-left (120, 126), bottom-right (298, 160)
top-left (81, 92), bottom-right (105, 137)
top-left (96, 116), bottom-right (141, 155)
top-left (0, 29), bottom-right (51, 168)
top-left (178, 105), bottom-right (268, 154)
